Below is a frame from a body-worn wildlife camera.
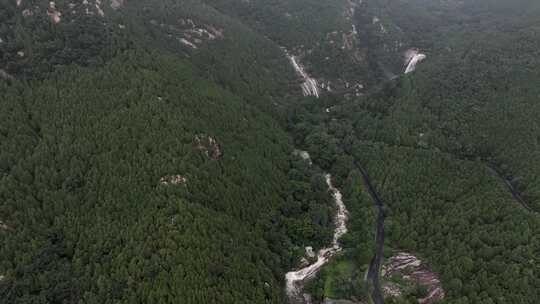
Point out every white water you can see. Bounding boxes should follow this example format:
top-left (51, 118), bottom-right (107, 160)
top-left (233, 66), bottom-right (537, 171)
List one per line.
top-left (404, 53), bottom-right (426, 74)
top-left (285, 174), bottom-right (348, 301)
top-left (287, 55), bottom-right (320, 98)
top-left (179, 38), bottom-right (198, 49)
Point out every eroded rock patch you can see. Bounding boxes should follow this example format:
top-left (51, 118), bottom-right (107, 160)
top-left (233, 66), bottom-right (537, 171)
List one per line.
top-left (194, 135), bottom-right (222, 160)
top-left (159, 175), bottom-right (187, 186)
top-left (150, 18), bottom-right (224, 51)
top-left (382, 252), bottom-right (445, 304)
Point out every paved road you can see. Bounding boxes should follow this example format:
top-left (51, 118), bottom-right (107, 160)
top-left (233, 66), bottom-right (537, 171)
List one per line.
top-left (355, 162), bottom-right (385, 304)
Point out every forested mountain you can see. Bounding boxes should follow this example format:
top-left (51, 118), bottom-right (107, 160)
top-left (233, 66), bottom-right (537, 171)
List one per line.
top-left (1, 0), bottom-right (539, 304)
top-left (290, 0), bottom-right (540, 303)
top-left (356, 0), bottom-right (540, 212)
top-left (0, 1), bottom-right (331, 302)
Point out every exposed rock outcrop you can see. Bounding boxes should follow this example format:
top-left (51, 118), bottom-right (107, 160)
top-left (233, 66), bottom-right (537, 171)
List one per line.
top-left (382, 252), bottom-right (445, 304)
top-left (159, 175), bottom-right (187, 186)
top-left (152, 18), bottom-right (224, 51)
top-left (194, 135), bottom-right (222, 160)
top-left (15, 0), bottom-right (114, 23)
top-left (47, 1), bottom-right (61, 24)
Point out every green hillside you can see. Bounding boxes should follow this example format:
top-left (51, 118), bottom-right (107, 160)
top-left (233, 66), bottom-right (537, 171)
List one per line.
top-left (1, 0), bottom-right (539, 304)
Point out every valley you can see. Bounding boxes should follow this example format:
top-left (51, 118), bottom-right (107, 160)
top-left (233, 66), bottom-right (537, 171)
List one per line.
top-left (285, 173), bottom-right (347, 303)
top-left (1, 1), bottom-right (539, 304)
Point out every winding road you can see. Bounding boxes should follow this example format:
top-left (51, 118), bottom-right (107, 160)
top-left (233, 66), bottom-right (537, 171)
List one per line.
top-left (355, 162), bottom-right (386, 304)
top-left (486, 163), bottom-right (536, 212)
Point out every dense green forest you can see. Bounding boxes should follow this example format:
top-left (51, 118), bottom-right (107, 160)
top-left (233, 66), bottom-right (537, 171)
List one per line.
top-left (201, 0), bottom-right (380, 94)
top-left (287, 0), bottom-right (540, 303)
top-left (0, 48), bottom-right (339, 302)
top-left (1, 0), bottom-right (540, 303)
top-left (0, 0), bottom-right (333, 302)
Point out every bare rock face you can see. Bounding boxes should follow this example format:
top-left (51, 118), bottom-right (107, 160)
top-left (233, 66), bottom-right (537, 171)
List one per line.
top-left (382, 252), bottom-right (445, 304)
top-left (151, 18), bottom-right (224, 51)
top-left (47, 1), bottom-right (61, 24)
top-left (15, 0), bottom-right (112, 23)
top-left (382, 282), bottom-right (402, 297)
top-left (194, 135), bottom-right (222, 160)
top-left (159, 175), bottom-right (187, 186)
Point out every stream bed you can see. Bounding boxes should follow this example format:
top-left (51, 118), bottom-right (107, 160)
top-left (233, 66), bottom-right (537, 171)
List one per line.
top-left (285, 174), bottom-right (348, 303)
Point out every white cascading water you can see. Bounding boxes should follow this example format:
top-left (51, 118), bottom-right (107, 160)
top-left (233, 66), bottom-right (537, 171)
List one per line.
top-left (287, 54), bottom-right (320, 98)
top-left (285, 174), bottom-right (348, 302)
top-left (404, 49), bottom-right (426, 74)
